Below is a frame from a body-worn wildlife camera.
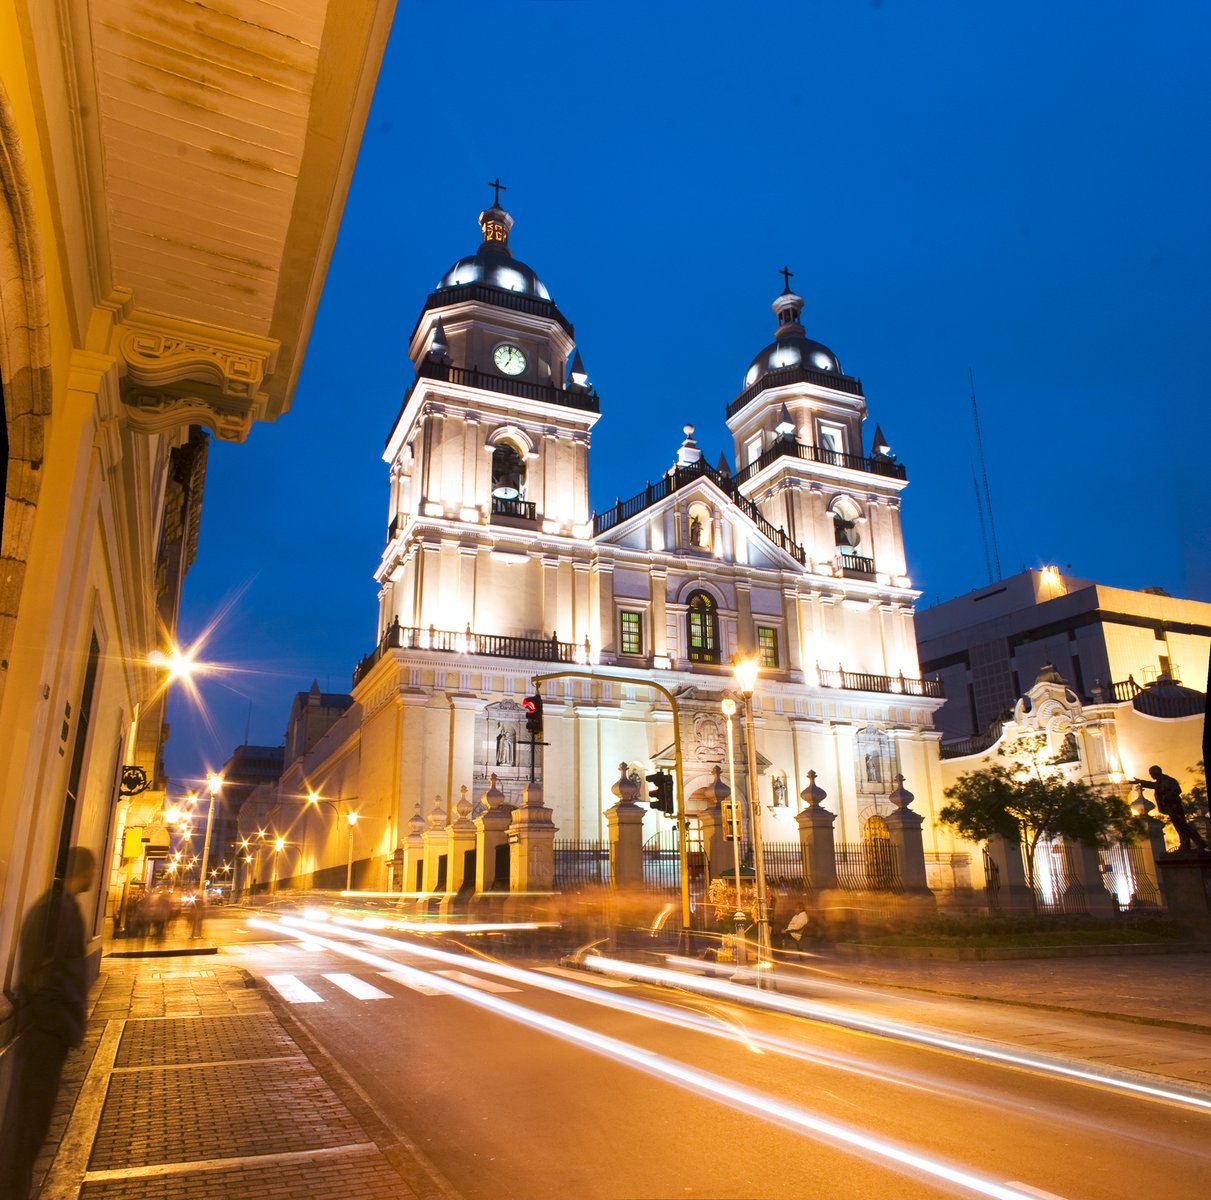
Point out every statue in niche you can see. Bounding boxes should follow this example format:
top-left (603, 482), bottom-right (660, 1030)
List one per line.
top-left (689, 514), bottom-right (704, 546)
top-left (771, 777), bottom-right (788, 808)
top-left (495, 724), bottom-right (517, 767)
top-left (865, 751), bottom-right (883, 784)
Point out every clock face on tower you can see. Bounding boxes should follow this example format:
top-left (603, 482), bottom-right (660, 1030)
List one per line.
top-left (493, 343), bottom-right (527, 376)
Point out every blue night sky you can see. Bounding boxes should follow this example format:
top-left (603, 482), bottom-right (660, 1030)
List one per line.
top-left (164, 0), bottom-right (1211, 786)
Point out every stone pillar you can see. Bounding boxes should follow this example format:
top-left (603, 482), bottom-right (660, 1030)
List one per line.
top-left (1155, 853), bottom-right (1211, 941)
top-left (884, 775), bottom-right (934, 901)
top-left (1130, 788), bottom-right (1168, 906)
top-left (797, 771), bottom-right (838, 890)
top-left (420, 795), bottom-right (448, 893)
top-left (475, 774), bottom-right (514, 892)
top-left (691, 765), bottom-right (735, 878)
top-left (983, 834), bottom-right (1033, 913)
top-left (509, 779), bottom-right (558, 893)
top-left (401, 803), bottom-right (425, 894)
top-left (446, 786), bottom-right (477, 896)
top-left (1064, 837), bottom-right (1116, 915)
top-left (605, 762), bottom-right (645, 887)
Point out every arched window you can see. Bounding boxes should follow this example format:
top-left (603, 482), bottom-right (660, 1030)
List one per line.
top-left (686, 591), bottom-right (720, 664)
top-left (491, 442), bottom-right (526, 499)
top-left (832, 496), bottom-right (862, 556)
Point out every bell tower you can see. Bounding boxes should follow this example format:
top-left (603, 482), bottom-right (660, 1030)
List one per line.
top-left (376, 190), bottom-right (601, 642)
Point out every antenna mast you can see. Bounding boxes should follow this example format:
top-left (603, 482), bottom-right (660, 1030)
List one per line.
top-left (969, 368), bottom-right (1002, 580)
top-left (969, 447), bottom-right (994, 585)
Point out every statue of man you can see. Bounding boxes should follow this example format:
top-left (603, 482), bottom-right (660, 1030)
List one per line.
top-left (1136, 765), bottom-right (1208, 852)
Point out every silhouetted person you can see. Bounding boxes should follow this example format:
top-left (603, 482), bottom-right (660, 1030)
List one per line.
top-left (0, 846), bottom-right (96, 1198)
top-left (1137, 765), bottom-right (1208, 852)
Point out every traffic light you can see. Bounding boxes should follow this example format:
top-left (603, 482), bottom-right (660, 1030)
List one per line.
top-left (522, 692), bottom-right (543, 736)
top-left (646, 770), bottom-right (674, 816)
top-left (722, 799), bottom-right (740, 841)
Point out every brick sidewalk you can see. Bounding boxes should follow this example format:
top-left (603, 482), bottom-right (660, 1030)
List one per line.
top-left (32, 955), bottom-right (458, 1200)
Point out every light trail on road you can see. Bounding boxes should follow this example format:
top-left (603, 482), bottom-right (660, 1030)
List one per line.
top-left (580, 953), bottom-right (1211, 1116)
top-left (250, 914), bottom-right (1065, 1200)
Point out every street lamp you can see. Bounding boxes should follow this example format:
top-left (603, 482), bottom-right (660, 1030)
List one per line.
top-left (733, 655), bottom-right (773, 985)
top-left (271, 835), bottom-right (286, 893)
top-left (191, 772), bottom-right (222, 936)
top-left (721, 698), bottom-right (747, 963)
top-left (346, 811), bottom-right (359, 891)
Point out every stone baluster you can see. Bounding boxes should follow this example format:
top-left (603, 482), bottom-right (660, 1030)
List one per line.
top-left (606, 762), bottom-right (645, 887)
top-left (885, 774), bottom-right (934, 901)
top-left (475, 774), bottom-right (513, 893)
top-left (796, 771), bottom-right (837, 890)
top-left (508, 775), bottom-right (558, 893)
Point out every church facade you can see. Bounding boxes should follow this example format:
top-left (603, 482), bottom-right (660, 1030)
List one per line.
top-left (282, 197), bottom-right (957, 894)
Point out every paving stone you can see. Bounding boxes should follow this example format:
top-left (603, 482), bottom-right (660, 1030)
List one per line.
top-left (116, 1014), bottom-right (296, 1067)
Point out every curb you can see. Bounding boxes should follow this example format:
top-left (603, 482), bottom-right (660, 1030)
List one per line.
top-left (105, 945), bottom-right (220, 959)
top-left (831, 940), bottom-right (1210, 961)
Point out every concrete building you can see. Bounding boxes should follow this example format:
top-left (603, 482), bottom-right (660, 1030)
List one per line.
top-left (917, 568), bottom-right (1211, 742)
top-left (265, 198), bottom-right (956, 900)
top-left (0, 0), bottom-right (393, 1045)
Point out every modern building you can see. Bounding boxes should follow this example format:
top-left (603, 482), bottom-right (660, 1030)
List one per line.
top-left (917, 568), bottom-right (1211, 742)
top-left (259, 197), bottom-right (957, 898)
top-left (0, 0), bottom-right (394, 1046)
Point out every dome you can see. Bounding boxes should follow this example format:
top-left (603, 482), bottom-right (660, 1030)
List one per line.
top-left (435, 201), bottom-right (551, 300)
top-left (1131, 675), bottom-right (1206, 719)
top-left (743, 334), bottom-right (842, 388)
top-left (436, 242), bottom-right (551, 300)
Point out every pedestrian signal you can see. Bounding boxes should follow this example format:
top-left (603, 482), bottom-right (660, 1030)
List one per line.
top-left (646, 770), bottom-right (675, 815)
top-left (522, 693), bottom-right (543, 736)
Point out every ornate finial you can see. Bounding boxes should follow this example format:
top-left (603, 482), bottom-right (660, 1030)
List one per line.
top-left (800, 769), bottom-right (827, 809)
top-left (1130, 782), bottom-right (1154, 818)
top-left (483, 772), bottom-right (506, 810)
top-left (408, 802), bottom-right (425, 836)
top-left (611, 763), bottom-right (640, 804)
top-left (456, 784), bottom-right (472, 821)
top-left (701, 763), bottom-right (730, 807)
top-left (779, 264), bottom-right (794, 292)
top-left (427, 794), bottom-right (446, 829)
top-left (889, 773), bottom-right (915, 811)
top-left (488, 176), bottom-right (507, 206)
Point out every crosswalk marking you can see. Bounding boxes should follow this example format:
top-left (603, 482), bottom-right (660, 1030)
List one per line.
top-left (323, 973), bottom-right (391, 1000)
top-left (266, 974), bottom-right (323, 1004)
top-left (537, 965), bottom-right (633, 988)
top-left (378, 971), bottom-right (448, 997)
top-left (433, 969), bottom-right (522, 994)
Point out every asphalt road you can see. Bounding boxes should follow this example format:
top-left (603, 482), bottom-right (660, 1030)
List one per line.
top-left (211, 908), bottom-right (1211, 1200)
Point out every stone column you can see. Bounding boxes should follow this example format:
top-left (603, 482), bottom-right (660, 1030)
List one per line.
top-left (983, 835), bottom-right (1033, 913)
top-left (1130, 787), bottom-right (1168, 907)
top-left (509, 779), bottom-right (558, 893)
top-left (692, 765), bottom-right (736, 879)
top-left (797, 772), bottom-right (838, 890)
top-left (1155, 853), bottom-right (1211, 941)
top-left (1064, 837), bottom-right (1116, 915)
top-left (475, 774), bottom-right (514, 893)
top-left (420, 795), bottom-right (449, 893)
top-left (884, 775), bottom-right (934, 902)
top-left (401, 803), bottom-right (426, 895)
top-left (605, 762), bottom-right (645, 887)
top-left (446, 786), bottom-right (477, 897)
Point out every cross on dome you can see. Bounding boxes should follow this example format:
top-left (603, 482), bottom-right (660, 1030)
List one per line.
top-left (487, 177), bottom-right (507, 206)
top-left (779, 264), bottom-right (794, 292)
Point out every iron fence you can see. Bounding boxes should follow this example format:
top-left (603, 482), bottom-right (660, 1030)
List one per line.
top-left (834, 840), bottom-right (902, 892)
top-left (642, 829), bottom-right (681, 892)
top-left (553, 839), bottom-right (610, 889)
top-left (762, 841), bottom-right (807, 892)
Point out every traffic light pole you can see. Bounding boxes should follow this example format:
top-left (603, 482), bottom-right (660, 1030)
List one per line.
top-left (531, 670), bottom-right (691, 936)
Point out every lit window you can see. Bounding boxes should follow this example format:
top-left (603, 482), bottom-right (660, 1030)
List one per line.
top-left (745, 433), bottom-right (763, 467)
top-left (757, 626), bottom-right (779, 669)
top-left (818, 422), bottom-right (846, 458)
top-left (620, 612), bottom-right (642, 656)
top-left (686, 592), bottom-right (720, 664)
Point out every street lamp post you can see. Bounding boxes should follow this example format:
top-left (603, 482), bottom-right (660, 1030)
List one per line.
top-left (721, 698), bottom-right (747, 964)
top-left (346, 811), bottom-right (359, 891)
top-left (734, 656), bottom-right (773, 986)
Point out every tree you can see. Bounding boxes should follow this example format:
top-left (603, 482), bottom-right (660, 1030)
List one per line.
top-left (1186, 760), bottom-right (1209, 838)
top-left (939, 733), bottom-right (1143, 911)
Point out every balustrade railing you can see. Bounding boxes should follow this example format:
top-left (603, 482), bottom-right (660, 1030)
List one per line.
top-left (838, 553), bottom-right (876, 577)
top-left (939, 731), bottom-right (1002, 759)
top-left (421, 280), bottom-right (575, 336)
top-left (815, 666), bottom-right (944, 698)
top-left (491, 496), bottom-right (537, 521)
top-left (726, 363), bottom-right (864, 419)
top-left (353, 622), bottom-right (582, 685)
top-left (416, 359), bottom-right (599, 413)
top-left (731, 437), bottom-right (907, 488)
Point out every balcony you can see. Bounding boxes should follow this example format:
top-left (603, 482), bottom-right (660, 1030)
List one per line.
top-left (415, 359), bottom-right (599, 413)
top-left (727, 363), bottom-right (864, 420)
top-left (491, 496), bottom-right (537, 523)
top-left (731, 437), bottom-right (907, 488)
top-left (837, 553), bottom-right (876, 578)
top-left (353, 622), bottom-right (585, 686)
top-left (418, 280), bottom-right (575, 337)
top-left (815, 666), bottom-right (944, 699)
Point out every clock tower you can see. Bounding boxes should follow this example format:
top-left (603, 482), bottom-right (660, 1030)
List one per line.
top-left (377, 192), bottom-right (601, 642)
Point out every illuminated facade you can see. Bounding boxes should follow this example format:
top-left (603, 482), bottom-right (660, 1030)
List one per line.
top-left (286, 201), bottom-right (956, 893)
top-left (0, 0), bottom-right (393, 1039)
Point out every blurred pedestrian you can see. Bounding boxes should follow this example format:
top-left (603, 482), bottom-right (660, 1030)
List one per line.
top-left (783, 907), bottom-right (810, 953)
top-left (0, 846), bottom-right (97, 1199)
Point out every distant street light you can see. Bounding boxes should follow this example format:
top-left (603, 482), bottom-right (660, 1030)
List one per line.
top-left (346, 811), bottom-right (360, 890)
top-left (191, 772), bottom-right (222, 936)
top-left (733, 655), bottom-right (773, 986)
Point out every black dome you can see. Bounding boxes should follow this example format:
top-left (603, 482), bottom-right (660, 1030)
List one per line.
top-left (744, 333), bottom-right (842, 388)
top-left (436, 241), bottom-right (551, 300)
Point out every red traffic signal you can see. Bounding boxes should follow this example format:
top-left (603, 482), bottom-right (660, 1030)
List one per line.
top-left (522, 693), bottom-right (543, 736)
top-left (646, 770), bottom-right (674, 815)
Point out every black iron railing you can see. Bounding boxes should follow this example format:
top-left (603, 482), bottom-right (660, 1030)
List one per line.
top-left (762, 841), bottom-right (807, 890)
top-left (731, 438), bottom-right (907, 487)
top-left (353, 622), bottom-right (582, 686)
top-left (727, 363), bottom-right (864, 419)
top-left (554, 840), bottom-right (611, 888)
top-left (593, 460), bottom-right (808, 565)
top-left (816, 667), bottom-right (944, 698)
top-left (416, 359), bottom-right (599, 413)
top-left (838, 553), bottom-right (876, 577)
top-left (834, 841), bottom-right (902, 892)
top-left (939, 731), bottom-right (1001, 760)
top-left (491, 496), bottom-right (537, 521)
top-left (420, 281), bottom-right (575, 337)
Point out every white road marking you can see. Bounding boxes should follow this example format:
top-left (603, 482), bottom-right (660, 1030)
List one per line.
top-left (265, 974), bottom-right (323, 1004)
top-left (1004, 1186), bottom-right (1067, 1200)
top-left (378, 970), bottom-right (448, 996)
top-left (537, 966), bottom-right (632, 988)
top-left (433, 969), bottom-right (521, 994)
top-left (323, 973), bottom-right (391, 1000)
